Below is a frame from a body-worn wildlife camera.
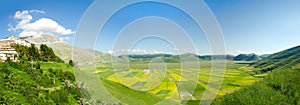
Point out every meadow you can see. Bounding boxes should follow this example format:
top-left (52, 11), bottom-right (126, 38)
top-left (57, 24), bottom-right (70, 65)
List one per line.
top-left (84, 60), bottom-right (260, 105)
top-left (211, 64), bottom-right (300, 105)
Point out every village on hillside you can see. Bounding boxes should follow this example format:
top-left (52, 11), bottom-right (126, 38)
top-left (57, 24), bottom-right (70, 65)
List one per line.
top-left (0, 36), bottom-right (31, 62)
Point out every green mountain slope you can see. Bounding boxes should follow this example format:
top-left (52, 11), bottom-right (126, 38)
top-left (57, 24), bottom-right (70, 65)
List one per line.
top-left (0, 62), bottom-right (83, 104)
top-left (251, 45), bottom-right (300, 73)
top-left (0, 43), bottom-right (83, 104)
top-left (24, 34), bottom-right (112, 63)
top-left (233, 54), bottom-right (261, 61)
top-left (211, 66), bottom-right (300, 105)
top-left (199, 55), bottom-right (235, 60)
top-left (211, 45), bottom-right (300, 105)
top-left (123, 53), bottom-right (236, 63)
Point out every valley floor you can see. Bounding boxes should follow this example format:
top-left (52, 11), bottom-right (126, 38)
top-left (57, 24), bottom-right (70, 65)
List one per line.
top-left (78, 61), bottom-right (259, 105)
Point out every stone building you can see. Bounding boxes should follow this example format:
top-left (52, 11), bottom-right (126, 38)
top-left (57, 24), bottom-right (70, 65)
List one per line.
top-left (0, 36), bottom-right (31, 62)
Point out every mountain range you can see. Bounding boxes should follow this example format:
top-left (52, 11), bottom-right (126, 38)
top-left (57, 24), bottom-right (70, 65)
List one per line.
top-left (22, 34), bottom-right (111, 64)
top-left (233, 53), bottom-right (261, 61)
top-left (22, 34), bottom-right (270, 64)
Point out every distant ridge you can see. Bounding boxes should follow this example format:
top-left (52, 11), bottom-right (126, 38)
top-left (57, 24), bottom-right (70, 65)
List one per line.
top-left (233, 54), bottom-right (261, 61)
top-left (120, 53), bottom-right (236, 63)
top-left (23, 34), bottom-right (111, 63)
top-left (21, 34), bottom-right (275, 64)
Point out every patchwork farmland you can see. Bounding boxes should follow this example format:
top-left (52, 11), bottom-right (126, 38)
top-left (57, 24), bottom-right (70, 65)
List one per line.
top-left (88, 61), bottom-right (259, 104)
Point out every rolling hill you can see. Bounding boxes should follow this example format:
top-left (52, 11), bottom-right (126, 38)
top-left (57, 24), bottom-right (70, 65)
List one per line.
top-left (250, 45), bottom-right (300, 73)
top-left (212, 67), bottom-right (300, 105)
top-left (199, 55), bottom-right (235, 60)
top-left (123, 53), bottom-right (236, 63)
top-left (233, 53), bottom-right (261, 61)
top-left (211, 45), bottom-right (300, 105)
top-left (0, 43), bottom-right (83, 104)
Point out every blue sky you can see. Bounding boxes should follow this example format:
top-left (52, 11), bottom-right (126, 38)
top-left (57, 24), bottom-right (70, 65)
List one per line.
top-left (205, 0), bottom-right (300, 55)
top-left (0, 0), bottom-right (93, 43)
top-left (1, 0), bottom-right (300, 55)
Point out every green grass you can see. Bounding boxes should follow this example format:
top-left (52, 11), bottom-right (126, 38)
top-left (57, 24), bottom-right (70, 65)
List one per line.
top-left (130, 82), bottom-right (147, 89)
top-left (0, 90), bottom-right (30, 105)
top-left (155, 90), bottom-right (171, 97)
top-left (212, 67), bottom-right (300, 105)
top-left (101, 79), bottom-right (163, 105)
top-left (250, 45), bottom-right (300, 73)
top-left (40, 62), bottom-right (73, 72)
top-left (0, 62), bottom-right (82, 104)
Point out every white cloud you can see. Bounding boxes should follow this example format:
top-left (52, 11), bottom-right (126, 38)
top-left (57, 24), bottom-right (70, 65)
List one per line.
top-left (8, 10), bottom-right (74, 37)
top-left (15, 10), bottom-right (33, 30)
top-left (235, 50), bottom-right (245, 54)
top-left (20, 18), bottom-right (74, 37)
top-left (29, 10), bottom-right (45, 14)
top-left (233, 50), bottom-right (271, 55)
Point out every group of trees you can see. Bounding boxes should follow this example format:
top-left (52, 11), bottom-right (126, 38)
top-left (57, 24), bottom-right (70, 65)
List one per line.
top-left (11, 43), bottom-right (63, 62)
top-left (0, 44), bottom-right (85, 104)
top-left (0, 61), bottom-right (83, 104)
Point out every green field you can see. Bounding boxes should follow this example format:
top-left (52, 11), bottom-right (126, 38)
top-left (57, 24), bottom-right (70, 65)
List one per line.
top-left (77, 60), bottom-right (259, 104)
top-left (212, 66), bottom-right (300, 105)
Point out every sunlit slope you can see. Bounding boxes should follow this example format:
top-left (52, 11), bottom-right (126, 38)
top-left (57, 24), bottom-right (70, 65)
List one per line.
top-left (251, 45), bottom-right (300, 73)
top-left (24, 34), bottom-right (112, 63)
top-left (212, 45), bottom-right (300, 105)
top-left (212, 64), bottom-right (300, 105)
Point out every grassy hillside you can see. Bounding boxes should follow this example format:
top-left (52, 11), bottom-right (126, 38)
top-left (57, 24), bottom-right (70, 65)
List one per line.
top-left (1, 42), bottom-right (84, 104)
top-left (0, 62), bottom-right (83, 104)
top-left (250, 45), bottom-right (300, 73)
top-left (211, 45), bottom-right (300, 105)
top-left (101, 79), bottom-right (163, 105)
top-left (211, 66), bottom-right (300, 105)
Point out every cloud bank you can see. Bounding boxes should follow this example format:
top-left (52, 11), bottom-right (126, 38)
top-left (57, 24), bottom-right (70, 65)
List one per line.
top-left (8, 10), bottom-right (74, 37)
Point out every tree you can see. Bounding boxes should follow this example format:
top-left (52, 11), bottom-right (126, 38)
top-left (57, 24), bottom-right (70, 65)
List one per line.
top-left (12, 44), bottom-right (63, 63)
top-left (29, 44), bottom-right (39, 60)
top-left (69, 60), bottom-right (75, 66)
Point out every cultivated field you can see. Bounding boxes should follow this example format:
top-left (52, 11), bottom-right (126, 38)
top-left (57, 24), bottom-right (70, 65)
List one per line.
top-left (80, 60), bottom-right (260, 104)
